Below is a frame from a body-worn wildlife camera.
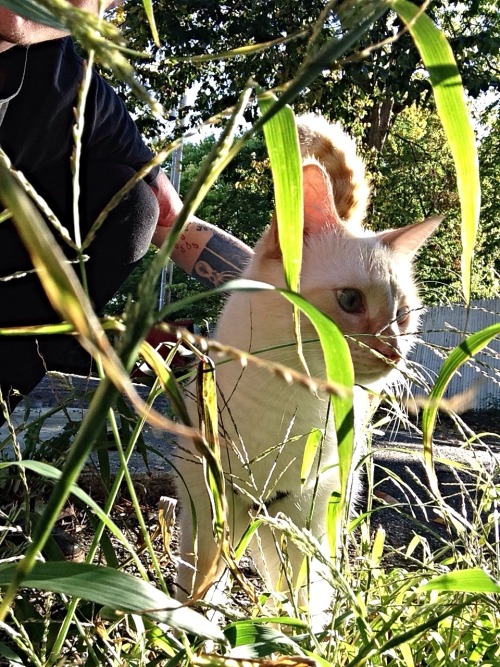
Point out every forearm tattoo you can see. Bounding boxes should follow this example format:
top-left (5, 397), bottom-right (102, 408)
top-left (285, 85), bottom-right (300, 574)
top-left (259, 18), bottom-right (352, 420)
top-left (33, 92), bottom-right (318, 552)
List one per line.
top-left (171, 221), bottom-right (253, 288)
top-left (192, 230), bottom-right (251, 288)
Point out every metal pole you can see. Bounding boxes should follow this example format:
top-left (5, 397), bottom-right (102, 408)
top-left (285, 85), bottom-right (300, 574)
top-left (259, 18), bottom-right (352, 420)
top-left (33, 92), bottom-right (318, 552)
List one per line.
top-left (158, 95), bottom-right (187, 310)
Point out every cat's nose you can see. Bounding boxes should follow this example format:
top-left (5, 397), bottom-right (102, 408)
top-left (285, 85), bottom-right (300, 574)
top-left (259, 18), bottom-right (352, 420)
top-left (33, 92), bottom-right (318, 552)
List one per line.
top-left (373, 326), bottom-right (401, 362)
top-left (379, 348), bottom-right (401, 363)
top-left (372, 342), bottom-right (401, 363)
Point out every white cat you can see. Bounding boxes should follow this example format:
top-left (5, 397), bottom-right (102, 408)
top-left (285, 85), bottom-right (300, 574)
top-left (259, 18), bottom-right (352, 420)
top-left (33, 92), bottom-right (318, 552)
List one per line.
top-left (174, 114), bottom-right (439, 615)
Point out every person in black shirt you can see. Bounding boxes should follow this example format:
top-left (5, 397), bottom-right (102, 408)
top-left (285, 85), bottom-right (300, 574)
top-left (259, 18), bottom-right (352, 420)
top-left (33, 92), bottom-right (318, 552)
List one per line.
top-left (0, 2), bottom-right (252, 418)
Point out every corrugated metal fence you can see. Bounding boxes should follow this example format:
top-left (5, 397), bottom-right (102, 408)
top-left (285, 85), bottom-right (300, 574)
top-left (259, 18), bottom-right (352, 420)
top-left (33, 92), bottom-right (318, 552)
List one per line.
top-left (409, 298), bottom-right (500, 411)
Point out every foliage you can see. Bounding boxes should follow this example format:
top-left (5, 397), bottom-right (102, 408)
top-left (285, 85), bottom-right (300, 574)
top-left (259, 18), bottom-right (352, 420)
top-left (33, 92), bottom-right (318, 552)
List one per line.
top-left (475, 106), bottom-right (500, 293)
top-left (114, 0), bottom-right (499, 148)
top-left (371, 104), bottom-right (500, 304)
top-left (179, 134), bottom-right (274, 247)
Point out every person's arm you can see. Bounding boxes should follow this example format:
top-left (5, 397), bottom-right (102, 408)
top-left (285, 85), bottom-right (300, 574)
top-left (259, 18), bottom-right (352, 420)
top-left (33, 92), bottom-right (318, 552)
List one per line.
top-left (150, 170), bottom-right (253, 288)
top-left (0, 1), bottom-right (118, 52)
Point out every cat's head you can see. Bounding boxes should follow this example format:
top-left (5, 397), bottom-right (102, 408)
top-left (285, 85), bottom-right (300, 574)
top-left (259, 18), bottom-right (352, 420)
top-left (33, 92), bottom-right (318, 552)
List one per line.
top-left (254, 161), bottom-right (440, 386)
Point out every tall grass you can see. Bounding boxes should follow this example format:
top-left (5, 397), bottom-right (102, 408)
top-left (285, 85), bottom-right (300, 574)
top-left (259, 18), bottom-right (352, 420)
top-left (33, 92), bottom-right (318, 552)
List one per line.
top-left (0, 1), bottom-right (498, 665)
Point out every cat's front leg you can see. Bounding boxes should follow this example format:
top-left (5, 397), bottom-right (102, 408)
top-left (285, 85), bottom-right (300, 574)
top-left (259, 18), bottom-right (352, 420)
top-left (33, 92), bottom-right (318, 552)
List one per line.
top-left (174, 465), bottom-right (223, 601)
top-left (175, 464), bottom-right (254, 602)
top-left (247, 488), bottom-right (336, 624)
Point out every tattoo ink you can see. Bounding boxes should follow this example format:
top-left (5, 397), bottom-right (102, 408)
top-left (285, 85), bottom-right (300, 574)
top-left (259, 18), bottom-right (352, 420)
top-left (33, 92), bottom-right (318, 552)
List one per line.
top-left (193, 233), bottom-right (249, 288)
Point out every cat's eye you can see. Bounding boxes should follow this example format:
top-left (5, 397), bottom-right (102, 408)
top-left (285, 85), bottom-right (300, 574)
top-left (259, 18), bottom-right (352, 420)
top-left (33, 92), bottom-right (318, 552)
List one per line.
top-left (337, 288), bottom-right (364, 314)
top-left (396, 305), bottom-right (410, 324)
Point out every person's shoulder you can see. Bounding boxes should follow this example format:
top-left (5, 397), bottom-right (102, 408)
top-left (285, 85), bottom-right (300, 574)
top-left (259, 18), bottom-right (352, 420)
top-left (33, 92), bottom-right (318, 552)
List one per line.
top-left (24, 37), bottom-right (83, 91)
top-left (53, 36), bottom-right (85, 74)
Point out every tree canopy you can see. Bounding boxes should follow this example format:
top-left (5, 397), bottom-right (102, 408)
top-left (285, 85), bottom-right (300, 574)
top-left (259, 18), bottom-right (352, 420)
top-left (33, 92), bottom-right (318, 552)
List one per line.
top-left (113, 0), bottom-right (499, 149)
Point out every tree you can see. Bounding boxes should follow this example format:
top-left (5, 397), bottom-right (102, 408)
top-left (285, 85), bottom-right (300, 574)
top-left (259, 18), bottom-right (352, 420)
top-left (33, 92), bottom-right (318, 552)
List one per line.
top-left (110, 0), bottom-right (499, 152)
top-left (371, 105), bottom-right (465, 303)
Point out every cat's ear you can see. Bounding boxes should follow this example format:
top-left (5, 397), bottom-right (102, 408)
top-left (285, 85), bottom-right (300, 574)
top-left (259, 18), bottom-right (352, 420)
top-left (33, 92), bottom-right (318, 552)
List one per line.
top-left (380, 216), bottom-right (442, 258)
top-left (259, 161), bottom-right (342, 259)
top-left (258, 212), bottom-right (282, 259)
top-left (303, 161), bottom-right (342, 235)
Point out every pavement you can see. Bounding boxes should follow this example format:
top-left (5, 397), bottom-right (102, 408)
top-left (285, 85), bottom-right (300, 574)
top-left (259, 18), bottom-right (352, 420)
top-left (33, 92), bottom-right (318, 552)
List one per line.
top-left (0, 373), bottom-right (177, 478)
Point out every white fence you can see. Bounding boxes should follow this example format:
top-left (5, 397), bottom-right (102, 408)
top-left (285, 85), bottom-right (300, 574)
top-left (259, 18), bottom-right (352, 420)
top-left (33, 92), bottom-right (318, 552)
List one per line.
top-left (409, 298), bottom-right (500, 412)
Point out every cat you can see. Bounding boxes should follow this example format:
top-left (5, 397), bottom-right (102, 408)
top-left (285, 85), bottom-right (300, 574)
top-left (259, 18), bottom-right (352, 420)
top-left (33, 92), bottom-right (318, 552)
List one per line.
top-left (174, 113), bottom-right (440, 616)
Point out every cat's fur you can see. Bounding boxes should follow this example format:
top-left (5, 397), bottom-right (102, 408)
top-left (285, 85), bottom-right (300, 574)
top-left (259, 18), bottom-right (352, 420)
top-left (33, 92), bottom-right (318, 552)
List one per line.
top-left (175, 114), bottom-right (439, 612)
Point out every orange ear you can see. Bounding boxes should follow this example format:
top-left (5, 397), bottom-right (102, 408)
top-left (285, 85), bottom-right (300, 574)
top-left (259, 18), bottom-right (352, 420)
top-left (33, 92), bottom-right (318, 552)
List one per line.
top-left (380, 216), bottom-right (442, 258)
top-left (303, 162), bottom-right (342, 236)
top-left (260, 161), bottom-right (343, 260)
top-left (258, 212), bottom-right (282, 260)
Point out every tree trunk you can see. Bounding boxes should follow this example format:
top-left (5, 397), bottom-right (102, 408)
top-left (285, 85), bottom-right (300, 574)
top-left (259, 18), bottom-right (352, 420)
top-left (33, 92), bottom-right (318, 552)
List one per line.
top-left (364, 97), bottom-right (395, 152)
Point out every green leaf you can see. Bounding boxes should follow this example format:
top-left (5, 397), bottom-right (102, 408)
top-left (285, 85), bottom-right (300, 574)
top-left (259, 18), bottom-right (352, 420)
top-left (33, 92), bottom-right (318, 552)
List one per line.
top-left (0, 643), bottom-right (23, 665)
top-left (141, 0), bottom-right (160, 47)
top-left (421, 568), bottom-right (500, 594)
top-left (300, 428), bottom-right (324, 490)
top-left (391, 0), bottom-right (480, 303)
top-left (197, 356), bottom-right (226, 541)
top-left (0, 561), bottom-right (224, 640)
top-left (421, 322), bottom-right (500, 499)
top-left (278, 289), bottom-right (354, 556)
top-left (224, 619), bottom-right (305, 657)
top-left (138, 339), bottom-right (191, 425)
top-left (0, 460), bottom-right (137, 556)
top-left (258, 95), bottom-right (303, 293)
top-left (234, 518), bottom-right (263, 562)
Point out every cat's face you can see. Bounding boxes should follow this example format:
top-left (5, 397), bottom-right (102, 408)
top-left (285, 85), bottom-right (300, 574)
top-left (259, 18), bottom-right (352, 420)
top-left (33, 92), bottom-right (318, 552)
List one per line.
top-left (253, 161), bottom-right (440, 386)
top-left (300, 229), bottom-right (423, 385)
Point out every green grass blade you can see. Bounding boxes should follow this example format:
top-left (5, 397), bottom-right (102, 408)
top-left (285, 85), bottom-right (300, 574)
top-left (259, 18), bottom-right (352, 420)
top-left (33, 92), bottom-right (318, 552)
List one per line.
top-left (0, 562), bottom-right (224, 640)
top-left (348, 596), bottom-right (483, 667)
top-left (141, 0), bottom-right (160, 47)
top-left (275, 288), bottom-right (354, 557)
top-left (224, 619), bottom-right (305, 656)
top-left (258, 95), bottom-right (303, 293)
top-left (391, 0), bottom-right (480, 303)
top-left (197, 357), bottom-right (226, 543)
top-left (421, 322), bottom-right (500, 498)
top-left (301, 428), bottom-right (324, 491)
top-left (421, 568), bottom-right (500, 594)
top-left (138, 340), bottom-right (191, 424)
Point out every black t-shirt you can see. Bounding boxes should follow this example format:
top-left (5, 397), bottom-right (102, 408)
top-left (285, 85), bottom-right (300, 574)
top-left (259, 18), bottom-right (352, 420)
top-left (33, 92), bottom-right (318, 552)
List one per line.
top-left (0, 37), bottom-right (158, 225)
